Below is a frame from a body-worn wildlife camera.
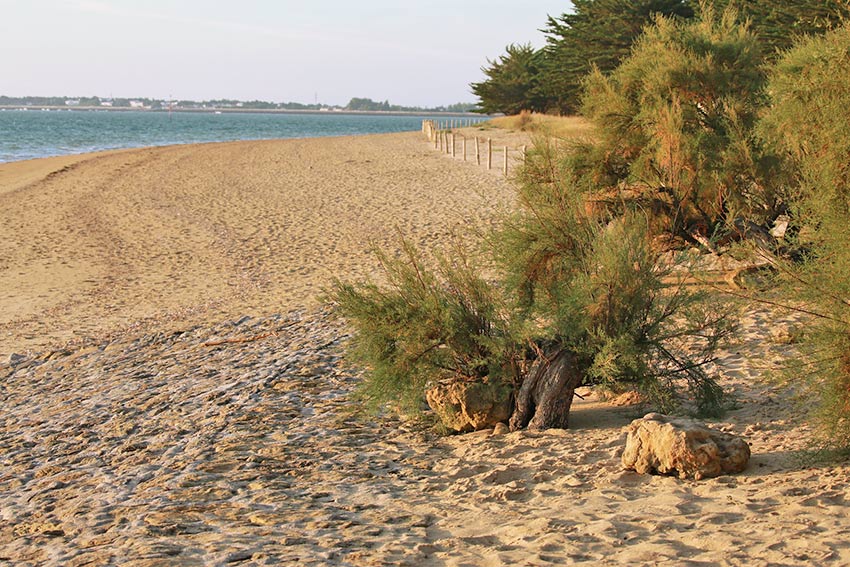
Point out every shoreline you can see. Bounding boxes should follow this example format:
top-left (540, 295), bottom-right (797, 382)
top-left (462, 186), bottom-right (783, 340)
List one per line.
top-left (0, 130), bottom-right (427, 167)
top-left (0, 112), bottom-right (491, 165)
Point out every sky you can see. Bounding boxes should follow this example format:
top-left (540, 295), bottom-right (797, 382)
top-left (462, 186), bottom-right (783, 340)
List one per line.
top-left (0, 0), bottom-right (573, 107)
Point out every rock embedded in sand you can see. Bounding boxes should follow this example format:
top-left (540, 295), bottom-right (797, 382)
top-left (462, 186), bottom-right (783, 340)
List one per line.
top-left (8, 352), bottom-right (26, 366)
top-left (425, 380), bottom-right (512, 433)
top-left (622, 413), bottom-right (751, 480)
top-left (492, 422), bottom-right (510, 436)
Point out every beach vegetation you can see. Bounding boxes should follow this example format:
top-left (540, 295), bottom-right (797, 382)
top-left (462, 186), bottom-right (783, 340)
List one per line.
top-left (698, 0), bottom-right (850, 56)
top-left (335, 4), bottom-right (850, 439)
top-left (481, 113), bottom-right (595, 141)
top-left (498, 145), bottom-right (734, 427)
top-left (472, 0), bottom-right (850, 118)
top-left (327, 239), bottom-right (522, 417)
top-left (579, 5), bottom-right (784, 245)
top-left (757, 22), bottom-right (850, 451)
top-left (471, 43), bottom-right (546, 115)
top-left (537, 0), bottom-right (695, 115)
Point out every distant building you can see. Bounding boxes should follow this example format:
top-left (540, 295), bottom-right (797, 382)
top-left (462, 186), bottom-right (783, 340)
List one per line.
top-left (129, 100), bottom-right (145, 108)
top-left (100, 100), bottom-right (113, 107)
top-left (65, 99), bottom-right (80, 106)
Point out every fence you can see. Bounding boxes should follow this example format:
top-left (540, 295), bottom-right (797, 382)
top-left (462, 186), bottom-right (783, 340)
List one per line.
top-left (421, 119), bottom-right (527, 177)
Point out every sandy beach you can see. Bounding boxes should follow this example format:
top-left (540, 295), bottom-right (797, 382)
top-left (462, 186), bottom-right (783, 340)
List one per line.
top-left (2, 132), bottom-right (850, 566)
top-left (0, 132), bottom-right (514, 357)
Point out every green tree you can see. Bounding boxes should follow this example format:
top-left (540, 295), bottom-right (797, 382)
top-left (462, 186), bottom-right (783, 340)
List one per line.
top-left (497, 144), bottom-right (731, 429)
top-left (346, 97), bottom-right (392, 111)
top-left (471, 43), bottom-right (544, 115)
top-left (538, 0), bottom-right (695, 114)
top-left (702, 0), bottom-right (850, 56)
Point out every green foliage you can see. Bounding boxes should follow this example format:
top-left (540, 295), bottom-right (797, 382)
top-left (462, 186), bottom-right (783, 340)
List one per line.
top-left (701, 0), bottom-right (850, 56)
top-left (760, 23), bottom-right (850, 219)
top-left (471, 43), bottom-right (545, 115)
top-left (760, 22), bottom-right (850, 450)
top-left (327, 239), bottom-right (519, 415)
top-left (471, 0), bottom-right (849, 118)
top-left (497, 153), bottom-right (734, 415)
top-left (538, 0), bottom-right (695, 114)
top-left (580, 6), bottom-right (782, 240)
top-left (346, 98), bottom-right (391, 112)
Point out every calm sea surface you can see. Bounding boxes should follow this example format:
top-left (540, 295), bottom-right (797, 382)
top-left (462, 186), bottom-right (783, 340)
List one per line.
top-left (0, 110), bottom-right (473, 163)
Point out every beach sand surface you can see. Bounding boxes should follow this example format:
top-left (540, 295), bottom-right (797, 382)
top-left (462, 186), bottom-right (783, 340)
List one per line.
top-left (0, 133), bottom-right (513, 356)
top-left (2, 131), bottom-right (849, 566)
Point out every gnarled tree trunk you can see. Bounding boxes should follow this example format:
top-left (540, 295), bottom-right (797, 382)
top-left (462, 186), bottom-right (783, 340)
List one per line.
top-left (509, 347), bottom-right (583, 430)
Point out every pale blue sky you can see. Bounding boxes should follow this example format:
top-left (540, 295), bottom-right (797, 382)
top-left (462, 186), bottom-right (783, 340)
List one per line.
top-left (1, 1), bottom-right (572, 106)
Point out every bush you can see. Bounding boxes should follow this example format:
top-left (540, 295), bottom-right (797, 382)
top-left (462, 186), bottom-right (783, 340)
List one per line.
top-left (760, 23), bottom-right (850, 221)
top-left (497, 158), bottom-right (735, 416)
top-left (327, 239), bottom-right (520, 416)
top-left (760, 22), bottom-right (850, 450)
top-left (332, 164), bottom-right (733, 425)
top-left (580, 5), bottom-right (783, 243)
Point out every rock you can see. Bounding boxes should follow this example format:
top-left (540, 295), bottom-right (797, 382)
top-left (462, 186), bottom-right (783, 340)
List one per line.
top-left (492, 422), bottom-right (510, 436)
top-left (621, 413), bottom-right (750, 480)
top-left (425, 380), bottom-right (512, 433)
top-left (8, 353), bottom-right (26, 366)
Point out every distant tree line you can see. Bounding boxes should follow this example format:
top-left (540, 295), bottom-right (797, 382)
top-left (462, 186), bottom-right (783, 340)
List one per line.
top-left (472, 0), bottom-right (850, 115)
top-left (0, 95), bottom-right (151, 108)
top-left (0, 95), bottom-right (478, 114)
top-left (344, 98), bottom-right (477, 113)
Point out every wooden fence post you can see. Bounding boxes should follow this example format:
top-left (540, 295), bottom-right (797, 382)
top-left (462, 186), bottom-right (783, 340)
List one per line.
top-left (462, 136), bottom-right (467, 161)
top-left (503, 146), bottom-right (509, 176)
top-left (451, 133), bottom-right (455, 157)
top-left (487, 138), bottom-right (492, 170)
top-left (475, 137), bottom-right (480, 165)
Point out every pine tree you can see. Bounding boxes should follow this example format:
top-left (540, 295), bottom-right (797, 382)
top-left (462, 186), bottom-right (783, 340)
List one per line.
top-left (471, 43), bottom-right (545, 115)
top-left (537, 0), bottom-right (695, 114)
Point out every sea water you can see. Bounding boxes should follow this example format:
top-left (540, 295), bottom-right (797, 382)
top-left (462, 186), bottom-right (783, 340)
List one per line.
top-left (0, 110), bottom-right (469, 163)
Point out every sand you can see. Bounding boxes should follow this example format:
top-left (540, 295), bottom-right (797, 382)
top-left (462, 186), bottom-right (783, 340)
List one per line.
top-left (2, 131), bottom-right (849, 566)
top-left (0, 133), bottom-right (514, 357)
